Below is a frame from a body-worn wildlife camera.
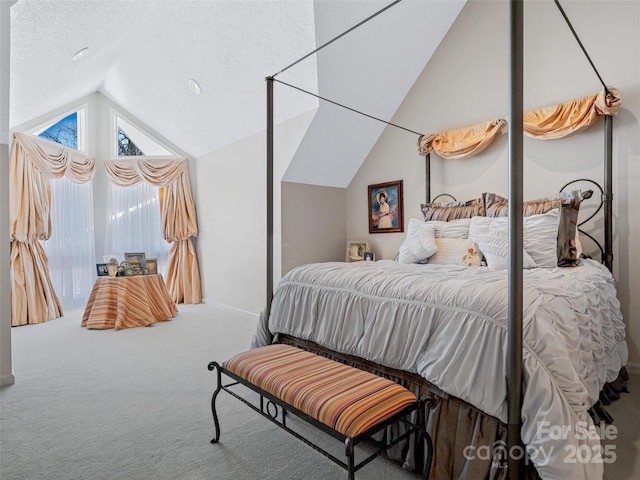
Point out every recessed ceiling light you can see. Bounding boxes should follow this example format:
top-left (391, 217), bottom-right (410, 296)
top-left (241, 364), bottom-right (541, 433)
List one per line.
top-left (188, 78), bottom-right (202, 95)
top-left (72, 47), bottom-right (89, 61)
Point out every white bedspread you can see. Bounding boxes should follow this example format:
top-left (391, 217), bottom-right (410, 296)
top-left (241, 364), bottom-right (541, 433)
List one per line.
top-left (253, 259), bottom-right (627, 480)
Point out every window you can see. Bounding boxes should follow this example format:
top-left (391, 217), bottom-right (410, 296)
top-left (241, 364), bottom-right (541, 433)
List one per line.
top-left (32, 106), bottom-right (94, 309)
top-left (114, 113), bottom-right (172, 157)
top-left (35, 106), bottom-right (87, 152)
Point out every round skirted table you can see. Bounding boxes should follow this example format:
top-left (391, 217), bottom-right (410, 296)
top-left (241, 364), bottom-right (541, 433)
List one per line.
top-left (81, 274), bottom-right (178, 329)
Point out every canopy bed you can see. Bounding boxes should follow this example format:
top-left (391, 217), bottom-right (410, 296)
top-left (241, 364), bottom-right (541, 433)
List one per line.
top-left (252, 1), bottom-right (628, 479)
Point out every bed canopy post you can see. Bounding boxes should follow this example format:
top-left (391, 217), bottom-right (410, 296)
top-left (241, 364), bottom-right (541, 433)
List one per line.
top-left (424, 153), bottom-right (431, 203)
top-left (604, 115), bottom-right (613, 273)
top-left (266, 76), bottom-right (274, 311)
top-left (507, 0), bottom-right (525, 478)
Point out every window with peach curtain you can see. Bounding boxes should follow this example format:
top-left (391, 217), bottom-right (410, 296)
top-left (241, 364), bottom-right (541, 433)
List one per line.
top-left (103, 158), bottom-right (201, 304)
top-left (9, 132), bottom-right (96, 326)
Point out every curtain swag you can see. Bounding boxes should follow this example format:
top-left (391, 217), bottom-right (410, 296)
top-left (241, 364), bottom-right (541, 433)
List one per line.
top-left (9, 132), bottom-right (97, 326)
top-left (523, 87), bottom-right (622, 139)
top-left (104, 158), bottom-right (202, 304)
top-left (417, 88), bottom-right (622, 157)
top-left (417, 119), bottom-right (507, 159)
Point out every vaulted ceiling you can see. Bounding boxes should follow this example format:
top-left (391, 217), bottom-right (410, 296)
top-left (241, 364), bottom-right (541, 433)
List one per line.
top-left (9, 0), bottom-right (465, 187)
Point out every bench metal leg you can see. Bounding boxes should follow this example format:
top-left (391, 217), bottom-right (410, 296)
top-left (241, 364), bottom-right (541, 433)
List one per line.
top-left (207, 361), bottom-right (223, 444)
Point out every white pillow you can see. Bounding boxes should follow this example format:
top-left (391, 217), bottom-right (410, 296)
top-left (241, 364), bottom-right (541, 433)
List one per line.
top-left (428, 238), bottom-right (482, 267)
top-left (479, 209), bottom-right (560, 268)
top-left (476, 228), bottom-right (537, 270)
top-left (425, 217), bottom-right (471, 239)
top-left (398, 219), bottom-right (438, 264)
top-left (468, 216), bottom-right (493, 244)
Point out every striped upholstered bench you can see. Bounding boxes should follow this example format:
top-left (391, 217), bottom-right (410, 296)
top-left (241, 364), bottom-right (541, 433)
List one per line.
top-left (208, 344), bottom-right (433, 480)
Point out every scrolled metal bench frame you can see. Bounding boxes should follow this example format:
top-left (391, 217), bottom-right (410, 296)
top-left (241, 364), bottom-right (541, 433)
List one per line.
top-left (208, 360), bottom-right (434, 480)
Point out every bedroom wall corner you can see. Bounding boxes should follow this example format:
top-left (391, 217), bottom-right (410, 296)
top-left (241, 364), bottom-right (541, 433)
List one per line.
top-left (193, 109), bottom-right (316, 314)
top-left (281, 181), bottom-right (346, 275)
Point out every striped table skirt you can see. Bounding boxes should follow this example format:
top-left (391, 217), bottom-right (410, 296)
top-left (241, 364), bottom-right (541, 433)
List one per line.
top-left (81, 274), bottom-right (178, 330)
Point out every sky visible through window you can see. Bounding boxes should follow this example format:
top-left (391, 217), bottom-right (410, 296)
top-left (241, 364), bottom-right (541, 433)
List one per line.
top-left (38, 112), bottom-right (77, 149)
top-left (117, 127), bottom-right (145, 156)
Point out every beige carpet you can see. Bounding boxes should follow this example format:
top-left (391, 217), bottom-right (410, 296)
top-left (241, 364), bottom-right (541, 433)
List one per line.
top-left (1, 303), bottom-right (638, 479)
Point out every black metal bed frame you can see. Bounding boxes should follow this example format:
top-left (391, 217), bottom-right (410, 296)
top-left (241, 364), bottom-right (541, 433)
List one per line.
top-left (208, 361), bottom-right (434, 480)
top-left (263, 3), bottom-right (614, 478)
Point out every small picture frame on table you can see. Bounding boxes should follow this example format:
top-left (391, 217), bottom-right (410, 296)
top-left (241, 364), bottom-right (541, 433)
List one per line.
top-left (145, 258), bottom-right (158, 275)
top-left (363, 251), bottom-right (375, 262)
top-left (96, 263), bottom-right (109, 276)
top-left (125, 252), bottom-right (146, 266)
top-left (346, 241), bottom-right (370, 262)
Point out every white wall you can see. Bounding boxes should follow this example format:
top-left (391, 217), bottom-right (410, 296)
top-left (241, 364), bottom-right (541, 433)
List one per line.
top-left (194, 109), bottom-right (316, 314)
top-left (346, 0), bottom-right (640, 367)
top-left (0, 0), bottom-right (16, 386)
top-left (281, 181), bottom-right (346, 275)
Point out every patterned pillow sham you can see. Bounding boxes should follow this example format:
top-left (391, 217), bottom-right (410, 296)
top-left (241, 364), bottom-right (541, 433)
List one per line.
top-left (482, 191), bottom-right (582, 266)
top-left (420, 197), bottom-right (484, 222)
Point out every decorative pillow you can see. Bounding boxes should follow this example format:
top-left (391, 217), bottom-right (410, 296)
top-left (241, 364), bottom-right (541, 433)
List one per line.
top-left (428, 238), bottom-right (482, 267)
top-left (420, 197), bottom-right (484, 222)
top-left (476, 228), bottom-right (537, 270)
top-left (488, 209), bottom-right (560, 268)
top-left (425, 218), bottom-right (471, 239)
top-left (468, 216), bottom-right (493, 244)
top-left (398, 219), bottom-right (438, 264)
top-left (482, 191), bottom-right (582, 266)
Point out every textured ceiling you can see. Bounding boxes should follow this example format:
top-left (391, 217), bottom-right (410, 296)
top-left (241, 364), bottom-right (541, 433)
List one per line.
top-left (10, 0), bottom-right (318, 158)
top-left (9, 0), bottom-right (466, 187)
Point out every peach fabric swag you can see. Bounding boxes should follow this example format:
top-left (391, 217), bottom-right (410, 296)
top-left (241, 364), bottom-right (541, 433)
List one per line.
top-left (103, 158), bottom-right (202, 304)
top-left (10, 132), bottom-right (96, 326)
top-left (417, 88), bottom-right (621, 158)
top-left (417, 119), bottom-right (507, 159)
top-left (523, 87), bottom-right (622, 139)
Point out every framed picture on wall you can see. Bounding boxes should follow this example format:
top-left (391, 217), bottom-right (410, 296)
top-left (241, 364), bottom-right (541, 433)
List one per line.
top-left (368, 180), bottom-right (404, 234)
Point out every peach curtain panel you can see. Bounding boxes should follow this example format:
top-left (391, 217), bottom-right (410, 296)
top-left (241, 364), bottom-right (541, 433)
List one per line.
top-left (417, 119), bottom-right (507, 159)
top-left (9, 132), bottom-right (96, 326)
top-left (417, 88), bottom-right (621, 158)
top-left (524, 87), bottom-right (622, 139)
top-left (103, 158), bottom-right (202, 304)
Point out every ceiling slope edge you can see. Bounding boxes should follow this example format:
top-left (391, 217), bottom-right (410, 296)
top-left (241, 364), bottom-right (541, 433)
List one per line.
top-left (282, 0), bottom-right (467, 188)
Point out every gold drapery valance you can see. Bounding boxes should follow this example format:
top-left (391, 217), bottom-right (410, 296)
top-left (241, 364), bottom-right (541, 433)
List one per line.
top-left (417, 88), bottom-right (622, 157)
top-left (10, 132), bottom-right (96, 326)
top-left (417, 119), bottom-right (507, 159)
top-left (104, 158), bottom-right (202, 304)
top-left (524, 87), bottom-right (622, 139)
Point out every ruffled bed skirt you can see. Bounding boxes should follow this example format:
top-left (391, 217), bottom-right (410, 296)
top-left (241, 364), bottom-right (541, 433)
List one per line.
top-left (276, 335), bottom-right (629, 480)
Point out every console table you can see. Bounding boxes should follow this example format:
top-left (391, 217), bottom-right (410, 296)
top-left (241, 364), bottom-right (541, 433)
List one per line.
top-left (81, 274), bottom-right (178, 329)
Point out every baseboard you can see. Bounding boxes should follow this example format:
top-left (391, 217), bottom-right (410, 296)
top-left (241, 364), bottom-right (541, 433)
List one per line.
top-left (625, 362), bottom-right (640, 376)
top-left (0, 373), bottom-right (15, 387)
top-left (201, 299), bottom-right (260, 320)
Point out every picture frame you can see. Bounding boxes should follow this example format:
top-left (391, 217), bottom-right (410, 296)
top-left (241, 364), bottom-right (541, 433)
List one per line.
top-left (368, 180), bottom-right (404, 234)
top-left (124, 252), bottom-right (146, 267)
top-left (346, 241), bottom-right (370, 262)
top-left (96, 263), bottom-right (109, 276)
top-left (145, 258), bottom-right (158, 275)
top-left (363, 251), bottom-right (375, 262)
